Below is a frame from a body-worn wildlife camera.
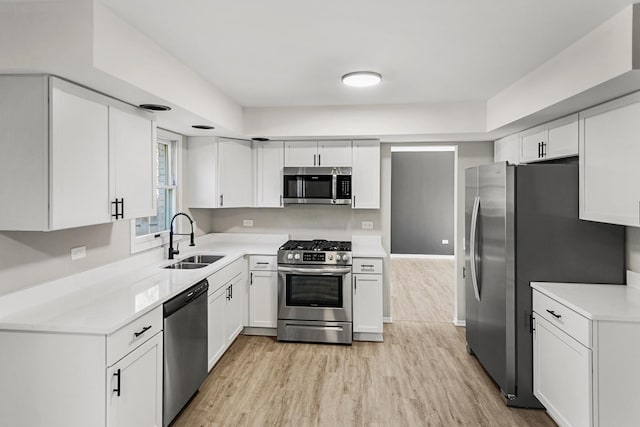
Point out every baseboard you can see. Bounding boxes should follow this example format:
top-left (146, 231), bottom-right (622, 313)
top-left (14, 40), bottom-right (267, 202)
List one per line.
top-left (390, 254), bottom-right (455, 260)
top-left (453, 319), bottom-right (466, 327)
top-left (383, 317), bottom-right (393, 323)
top-left (353, 332), bottom-right (384, 342)
top-left (242, 327), bottom-right (277, 337)
top-left (627, 270), bottom-right (640, 290)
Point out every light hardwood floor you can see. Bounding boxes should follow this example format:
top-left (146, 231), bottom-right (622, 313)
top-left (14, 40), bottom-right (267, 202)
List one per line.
top-left (172, 259), bottom-right (555, 427)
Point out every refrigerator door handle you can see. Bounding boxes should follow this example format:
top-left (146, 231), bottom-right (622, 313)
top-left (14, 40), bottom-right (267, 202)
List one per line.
top-left (469, 196), bottom-right (481, 301)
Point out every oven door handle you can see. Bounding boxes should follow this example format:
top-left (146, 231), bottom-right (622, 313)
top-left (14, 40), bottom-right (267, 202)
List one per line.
top-left (278, 266), bottom-right (352, 275)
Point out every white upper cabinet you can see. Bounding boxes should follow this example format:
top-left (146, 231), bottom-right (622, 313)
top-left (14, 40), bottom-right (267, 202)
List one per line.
top-left (284, 141), bottom-right (318, 167)
top-left (186, 137), bottom-right (253, 208)
top-left (317, 140), bottom-right (352, 167)
top-left (494, 134), bottom-right (520, 164)
top-left (255, 140), bottom-right (284, 207)
top-left (0, 75), bottom-right (155, 231)
top-left (109, 107), bottom-right (156, 221)
top-left (284, 140), bottom-right (352, 167)
top-left (218, 138), bottom-right (253, 208)
top-left (352, 140), bottom-right (380, 209)
top-left (579, 92), bottom-right (640, 226)
top-left (50, 84), bottom-right (111, 230)
top-left (520, 114), bottom-right (578, 163)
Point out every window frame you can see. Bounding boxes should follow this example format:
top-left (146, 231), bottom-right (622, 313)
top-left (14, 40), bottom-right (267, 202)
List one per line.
top-left (130, 128), bottom-right (183, 254)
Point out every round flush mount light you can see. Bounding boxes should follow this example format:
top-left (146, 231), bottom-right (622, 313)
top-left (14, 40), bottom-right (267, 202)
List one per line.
top-left (139, 103), bottom-right (171, 111)
top-left (192, 125), bottom-right (215, 130)
top-left (341, 71), bottom-right (382, 88)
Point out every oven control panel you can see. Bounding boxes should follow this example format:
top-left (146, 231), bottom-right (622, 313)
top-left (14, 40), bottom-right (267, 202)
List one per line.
top-left (278, 251), bottom-right (351, 265)
top-left (303, 252), bottom-right (325, 262)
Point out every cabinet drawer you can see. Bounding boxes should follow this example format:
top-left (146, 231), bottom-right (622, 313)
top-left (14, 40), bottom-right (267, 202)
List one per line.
top-left (107, 306), bottom-right (162, 366)
top-left (208, 258), bottom-right (247, 293)
top-left (533, 290), bottom-right (591, 348)
top-left (249, 255), bottom-right (277, 271)
top-left (352, 258), bottom-right (383, 274)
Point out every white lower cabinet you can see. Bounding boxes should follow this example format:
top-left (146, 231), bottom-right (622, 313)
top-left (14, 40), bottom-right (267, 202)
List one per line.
top-left (106, 333), bottom-right (163, 427)
top-left (248, 255), bottom-right (278, 329)
top-left (0, 307), bottom-right (164, 427)
top-left (532, 286), bottom-right (640, 427)
top-left (352, 257), bottom-right (383, 340)
top-left (206, 257), bottom-right (247, 370)
top-left (249, 270), bottom-right (278, 328)
top-left (533, 316), bottom-right (592, 427)
top-left (208, 285), bottom-right (228, 370)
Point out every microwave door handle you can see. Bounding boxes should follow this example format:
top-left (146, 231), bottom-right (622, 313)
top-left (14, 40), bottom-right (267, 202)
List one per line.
top-left (332, 173), bottom-right (337, 202)
top-left (298, 176), bottom-right (304, 198)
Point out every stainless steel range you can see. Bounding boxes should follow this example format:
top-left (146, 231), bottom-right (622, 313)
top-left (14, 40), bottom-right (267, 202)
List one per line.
top-left (277, 239), bottom-right (353, 345)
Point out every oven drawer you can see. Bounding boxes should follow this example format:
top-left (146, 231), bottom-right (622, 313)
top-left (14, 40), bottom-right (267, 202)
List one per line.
top-left (277, 319), bottom-right (352, 344)
top-left (250, 255), bottom-right (277, 271)
top-left (352, 258), bottom-right (382, 274)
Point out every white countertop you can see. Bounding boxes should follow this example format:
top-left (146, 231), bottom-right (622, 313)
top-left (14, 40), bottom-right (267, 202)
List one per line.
top-left (352, 235), bottom-right (386, 258)
top-left (531, 282), bottom-right (640, 322)
top-left (0, 233), bottom-right (288, 335)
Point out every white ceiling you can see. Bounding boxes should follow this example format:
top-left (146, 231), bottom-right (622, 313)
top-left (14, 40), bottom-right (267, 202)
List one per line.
top-left (103, 0), bottom-right (635, 108)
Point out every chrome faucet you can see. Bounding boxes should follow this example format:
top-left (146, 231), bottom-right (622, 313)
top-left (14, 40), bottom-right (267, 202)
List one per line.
top-left (168, 212), bottom-right (195, 259)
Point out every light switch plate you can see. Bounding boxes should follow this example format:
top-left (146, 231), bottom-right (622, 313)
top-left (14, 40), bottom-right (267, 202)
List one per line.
top-left (362, 221), bottom-right (374, 230)
top-left (442, 239), bottom-right (449, 245)
top-left (71, 246), bottom-right (86, 260)
top-left (243, 219), bottom-right (254, 227)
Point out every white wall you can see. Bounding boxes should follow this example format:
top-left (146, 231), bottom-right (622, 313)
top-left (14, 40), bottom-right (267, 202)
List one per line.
top-left (487, 4), bottom-right (637, 132)
top-left (244, 102), bottom-right (487, 138)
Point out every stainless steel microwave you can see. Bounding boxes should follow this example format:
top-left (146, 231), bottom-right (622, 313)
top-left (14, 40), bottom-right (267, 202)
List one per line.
top-left (282, 167), bottom-right (352, 205)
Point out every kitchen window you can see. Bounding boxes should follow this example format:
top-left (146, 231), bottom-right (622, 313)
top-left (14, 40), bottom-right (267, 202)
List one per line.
top-left (130, 129), bottom-right (182, 253)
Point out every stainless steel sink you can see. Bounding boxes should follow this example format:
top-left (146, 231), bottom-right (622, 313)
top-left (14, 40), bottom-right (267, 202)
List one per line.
top-left (164, 262), bottom-right (209, 270)
top-left (180, 255), bottom-right (225, 264)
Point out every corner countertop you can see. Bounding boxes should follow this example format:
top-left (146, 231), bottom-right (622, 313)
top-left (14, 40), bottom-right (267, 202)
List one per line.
top-left (531, 281), bottom-right (640, 322)
top-left (0, 233), bottom-right (288, 336)
top-left (352, 235), bottom-right (386, 258)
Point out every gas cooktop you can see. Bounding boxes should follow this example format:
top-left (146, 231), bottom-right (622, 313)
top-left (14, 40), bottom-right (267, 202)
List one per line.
top-left (278, 239), bottom-right (352, 265)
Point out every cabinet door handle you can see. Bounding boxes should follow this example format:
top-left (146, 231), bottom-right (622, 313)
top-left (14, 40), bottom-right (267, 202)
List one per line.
top-left (313, 154), bottom-right (317, 166)
top-left (113, 369), bottom-right (121, 397)
top-left (280, 194), bottom-right (283, 207)
top-left (226, 286), bottom-right (230, 300)
top-left (230, 283), bottom-right (233, 299)
top-left (537, 142), bottom-right (541, 158)
top-left (541, 141), bottom-right (546, 158)
top-left (256, 262), bottom-right (269, 265)
top-left (354, 276), bottom-right (357, 293)
top-left (220, 194), bottom-right (224, 207)
top-left (250, 272), bottom-right (253, 285)
top-left (353, 195), bottom-right (356, 208)
top-left (318, 154), bottom-right (321, 166)
top-left (133, 325), bottom-right (152, 338)
top-left (546, 309), bottom-right (562, 319)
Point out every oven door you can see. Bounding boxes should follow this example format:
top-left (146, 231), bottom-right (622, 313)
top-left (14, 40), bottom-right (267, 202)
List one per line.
top-left (278, 265), bottom-right (352, 322)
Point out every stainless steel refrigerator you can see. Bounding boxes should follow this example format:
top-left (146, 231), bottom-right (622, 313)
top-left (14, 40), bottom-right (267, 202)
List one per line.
top-left (464, 162), bottom-right (624, 408)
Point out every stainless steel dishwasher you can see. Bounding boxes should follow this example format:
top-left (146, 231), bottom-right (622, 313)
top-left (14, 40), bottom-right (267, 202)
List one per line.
top-left (163, 279), bottom-right (209, 426)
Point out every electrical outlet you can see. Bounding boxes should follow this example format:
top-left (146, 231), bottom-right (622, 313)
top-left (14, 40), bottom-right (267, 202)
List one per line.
top-left (243, 219), bottom-right (254, 227)
top-left (442, 239), bottom-right (449, 245)
top-left (362, 221), bottom-right (374, 230)
top-left (71, 246), bottom-right (86, 260)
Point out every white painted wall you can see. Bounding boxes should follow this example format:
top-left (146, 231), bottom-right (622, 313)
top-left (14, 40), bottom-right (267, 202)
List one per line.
top-left (487, 4), bottom-right (637, 132)
top-left (92, 2), bottom-right (243, 135)
top-left (244, 102), bottom-right (487, 138)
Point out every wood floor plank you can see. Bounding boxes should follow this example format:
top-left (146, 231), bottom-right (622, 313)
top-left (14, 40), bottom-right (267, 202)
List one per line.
top-left (171, 259), bottom-right (555, 427)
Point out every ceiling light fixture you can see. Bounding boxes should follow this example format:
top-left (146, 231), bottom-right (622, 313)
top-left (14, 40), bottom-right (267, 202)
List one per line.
top-left (192, 125), bottom-right (215, 130)
top-left (139, 103), bottom-right (171, 111)
top-left (341, 71), bottom-right (382, 88)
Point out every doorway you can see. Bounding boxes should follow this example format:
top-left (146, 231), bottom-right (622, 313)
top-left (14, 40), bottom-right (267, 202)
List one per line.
top-left (390, 146), bottom-right (456, 322)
